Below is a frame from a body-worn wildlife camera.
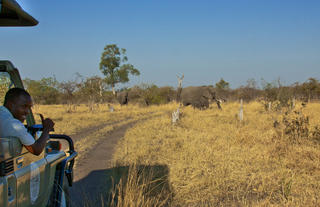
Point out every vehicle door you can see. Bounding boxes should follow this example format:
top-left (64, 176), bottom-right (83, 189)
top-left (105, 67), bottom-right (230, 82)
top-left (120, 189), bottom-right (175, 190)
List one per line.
top-left (0, 137), bottom-right (17, 207)
top-left (15, 148), bottom-right (50, 207)
top-left (0, 69), bottom-right (50, 206)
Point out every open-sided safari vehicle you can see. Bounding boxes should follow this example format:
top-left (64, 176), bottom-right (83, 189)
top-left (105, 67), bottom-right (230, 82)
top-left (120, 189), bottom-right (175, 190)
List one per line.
top-left (0, 1), bottom-right (77, 206)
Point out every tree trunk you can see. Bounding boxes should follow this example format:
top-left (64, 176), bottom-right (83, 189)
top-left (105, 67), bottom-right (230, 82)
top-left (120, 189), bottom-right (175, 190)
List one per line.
top-left (112, 85), bottom-right (116, 97)
top-left (176, 87), bottom-right (182, 102)
top-left (99, 80), bottom-right (103, 103)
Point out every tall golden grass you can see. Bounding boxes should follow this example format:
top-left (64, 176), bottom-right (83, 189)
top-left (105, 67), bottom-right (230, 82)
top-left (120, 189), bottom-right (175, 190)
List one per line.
top-left (113, 102), bottom-right (320, 206)
top-left (33, 104), bottom-right (170, 166)
top-left (34, 102), bottom-right (320, 206)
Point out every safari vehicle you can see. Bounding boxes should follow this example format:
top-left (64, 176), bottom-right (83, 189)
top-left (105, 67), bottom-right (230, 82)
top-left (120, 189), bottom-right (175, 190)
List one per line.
top-left (0, 0), bottom-right (77, 206)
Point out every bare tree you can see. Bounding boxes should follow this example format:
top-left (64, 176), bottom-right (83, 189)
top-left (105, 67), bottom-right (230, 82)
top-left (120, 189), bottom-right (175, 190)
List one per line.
top-left (176, 74), bottom-right (184, 102)
top-left (177, 74), bottom-right (184, 88)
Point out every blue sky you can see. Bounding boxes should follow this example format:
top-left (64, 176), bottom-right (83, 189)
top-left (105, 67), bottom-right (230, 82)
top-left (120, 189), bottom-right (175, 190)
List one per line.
top-left (1, 0), bottom-right (319, 89)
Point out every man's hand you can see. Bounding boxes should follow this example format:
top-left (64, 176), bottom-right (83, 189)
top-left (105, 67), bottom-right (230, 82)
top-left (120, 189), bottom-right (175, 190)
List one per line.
top-left (25, 114), bottom-right (55, 155)
top-left (39, 113), bottom-right (54, 132)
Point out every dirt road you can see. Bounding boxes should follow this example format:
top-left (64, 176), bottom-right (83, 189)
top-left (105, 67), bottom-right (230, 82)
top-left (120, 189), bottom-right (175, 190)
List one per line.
top-left (68, 114), bottom-right (160, 206)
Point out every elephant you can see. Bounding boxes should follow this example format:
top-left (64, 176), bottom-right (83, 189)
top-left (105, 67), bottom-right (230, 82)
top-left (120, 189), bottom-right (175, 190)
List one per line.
top-left (116, 91), bottom-right (129, 105)
top-left (180, 86), bottom-right (221, 110)
top-left (116, 89), bottom-right (143, 105)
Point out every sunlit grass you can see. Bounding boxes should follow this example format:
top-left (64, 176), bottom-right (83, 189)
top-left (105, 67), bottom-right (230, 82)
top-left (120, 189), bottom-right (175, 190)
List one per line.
top-left (113, 101), bottom-right (320, 206)
top-left (33, 103), bottom-right (174, 168)
top-left (35, 102), bottom-right (320, 206)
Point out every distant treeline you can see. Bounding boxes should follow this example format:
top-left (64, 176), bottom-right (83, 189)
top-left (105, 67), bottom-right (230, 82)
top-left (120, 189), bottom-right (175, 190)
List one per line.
top-left (19, 76), bottom-right (320, 106)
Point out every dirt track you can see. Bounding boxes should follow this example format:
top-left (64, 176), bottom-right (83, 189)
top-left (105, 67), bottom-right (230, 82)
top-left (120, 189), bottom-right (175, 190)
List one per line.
top-left (68, 114), bottom-right (159, 206)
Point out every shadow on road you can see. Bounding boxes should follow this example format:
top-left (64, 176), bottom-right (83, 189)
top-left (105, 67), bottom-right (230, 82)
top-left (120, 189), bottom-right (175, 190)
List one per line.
top-left (70, 164), bottom-right (172, 207)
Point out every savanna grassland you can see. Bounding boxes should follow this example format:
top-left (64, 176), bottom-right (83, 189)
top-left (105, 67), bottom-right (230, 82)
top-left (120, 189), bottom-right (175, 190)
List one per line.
top-left (34, 102), bottom-right (320, 207)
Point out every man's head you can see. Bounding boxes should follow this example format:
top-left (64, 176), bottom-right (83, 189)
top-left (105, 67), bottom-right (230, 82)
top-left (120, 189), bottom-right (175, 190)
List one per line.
top-left (4, 88), bottom-right (33, 122)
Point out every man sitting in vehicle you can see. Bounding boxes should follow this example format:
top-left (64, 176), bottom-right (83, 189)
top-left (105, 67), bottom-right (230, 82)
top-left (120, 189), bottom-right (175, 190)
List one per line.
top-left (0, 88), bottom-right (54, 155)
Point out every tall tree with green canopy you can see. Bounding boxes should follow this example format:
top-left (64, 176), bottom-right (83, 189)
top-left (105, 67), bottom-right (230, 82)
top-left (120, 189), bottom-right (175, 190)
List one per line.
top-left (99, 44), bottom-right (140, 96)
top-left (215, 78), bottom-right (230, 90)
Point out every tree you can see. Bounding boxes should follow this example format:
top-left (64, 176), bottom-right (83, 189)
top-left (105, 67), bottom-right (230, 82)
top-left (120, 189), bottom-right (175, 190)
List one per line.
top-left (59, 80), bottom-right (79, 104)
top-left (215, 78), bottom-right (230, 90)
top-left (237, 78), bottom-right (261, 102)
top-left (246, 78), bottom-right (258, 89)
top-left (78, 76), bottom-right (107, 103)
top-left (24, 77), bottom-right (60, 104)
top-left (302, 78), bottom-right (319, 102)
top-left (99, 44), bottom-right (140, 96)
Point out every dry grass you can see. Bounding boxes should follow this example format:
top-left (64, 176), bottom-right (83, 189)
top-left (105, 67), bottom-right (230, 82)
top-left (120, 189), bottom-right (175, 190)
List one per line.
top-left (113, 102), bottom-right (320, 206)
top-left (34, 102), bottom-right (320, 206)
top-left (108, 164), bottom-right (172, 207)
top-left (33, 104), bottom-right (167, 135)
top-left (33, 103), bottom-right (173, 167)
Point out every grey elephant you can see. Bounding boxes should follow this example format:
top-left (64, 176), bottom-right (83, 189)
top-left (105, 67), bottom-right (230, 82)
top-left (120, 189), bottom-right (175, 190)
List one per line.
top-left (180, 86), bottom-right (221, 110)
top-left (116, 89), bottom-right (145, 105)
top-left (116, 91), bottom-right (129, 105)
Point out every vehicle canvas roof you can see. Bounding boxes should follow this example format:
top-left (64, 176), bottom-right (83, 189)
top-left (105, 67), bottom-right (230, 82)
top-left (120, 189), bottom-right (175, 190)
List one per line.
top-left (0, 0), bottom-right (38, 26)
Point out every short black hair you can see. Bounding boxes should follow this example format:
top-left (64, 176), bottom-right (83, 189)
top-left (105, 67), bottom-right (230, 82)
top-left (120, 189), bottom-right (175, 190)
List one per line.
top-left (3, 88), bottom-right (31, 105)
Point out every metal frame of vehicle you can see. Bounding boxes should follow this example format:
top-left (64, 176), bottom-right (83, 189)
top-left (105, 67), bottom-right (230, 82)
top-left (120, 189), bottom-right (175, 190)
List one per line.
top-left (0, 61), bottom-right (77, 207)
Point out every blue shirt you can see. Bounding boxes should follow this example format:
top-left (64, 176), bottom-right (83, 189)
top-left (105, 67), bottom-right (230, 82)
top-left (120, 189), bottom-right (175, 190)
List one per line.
top-left (0, 106), bottom-right (35, 146)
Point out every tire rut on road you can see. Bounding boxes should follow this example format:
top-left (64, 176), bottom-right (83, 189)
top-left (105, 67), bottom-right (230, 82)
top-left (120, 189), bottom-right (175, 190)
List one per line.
top-left (70, 111), bottom-right (157, 142)
top-left (74, 119), bottom-right (139, 180)
top-left (69, 112), bottom-right (164, 206)
top-left (70, 118), bottom-right (132, 142)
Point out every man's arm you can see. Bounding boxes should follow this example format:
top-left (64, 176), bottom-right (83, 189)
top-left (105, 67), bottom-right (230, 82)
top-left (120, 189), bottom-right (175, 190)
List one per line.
top-left (25, 116), bottom-right (54, 156)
